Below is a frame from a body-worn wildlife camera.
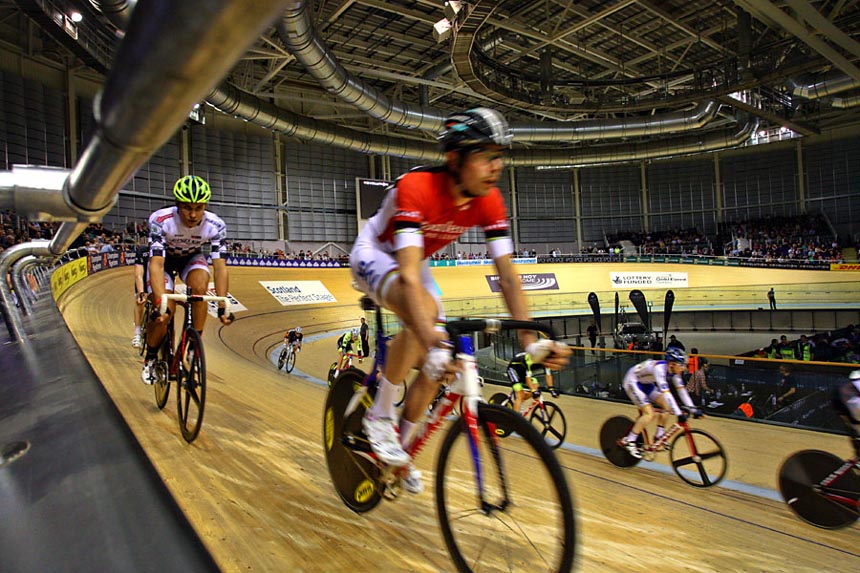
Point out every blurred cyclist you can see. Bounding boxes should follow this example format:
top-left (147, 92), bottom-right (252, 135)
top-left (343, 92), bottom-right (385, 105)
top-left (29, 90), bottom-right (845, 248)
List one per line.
top-left (506, 350), bottom-right (559, 413)
top-left (831, 369), bottom-right (860, 457)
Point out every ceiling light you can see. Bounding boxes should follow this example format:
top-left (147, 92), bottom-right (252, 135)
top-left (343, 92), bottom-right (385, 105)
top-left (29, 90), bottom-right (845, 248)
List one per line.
top-left (70, 11), bottom-right (83, 23)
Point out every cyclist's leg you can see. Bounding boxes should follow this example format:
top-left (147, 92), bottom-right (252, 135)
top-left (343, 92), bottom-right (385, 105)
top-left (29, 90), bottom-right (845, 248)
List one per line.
top-left (180, 254), bottom-right (211, 332)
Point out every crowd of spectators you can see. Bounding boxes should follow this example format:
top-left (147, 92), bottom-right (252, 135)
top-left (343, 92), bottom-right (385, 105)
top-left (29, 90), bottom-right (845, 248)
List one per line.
top-left (720, 214), bottom-right (843, 262)
top-left (607, 227), bottom-right (715, 256)
top-left (754, 326), bottom-right (860, 364)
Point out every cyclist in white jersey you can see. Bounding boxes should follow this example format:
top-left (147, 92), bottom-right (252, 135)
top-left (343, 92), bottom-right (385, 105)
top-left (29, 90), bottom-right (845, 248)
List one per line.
top-left (620, 347), bottom-right (702, 458)
top-left (141, 175), bottom-right (235, 384)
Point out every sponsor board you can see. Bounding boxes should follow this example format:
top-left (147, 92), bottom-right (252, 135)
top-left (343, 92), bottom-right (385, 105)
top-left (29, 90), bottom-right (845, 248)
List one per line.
top-left (174, 283), bottom-right (247, 317)
top-left (429, 257), bottom-right (537, 267)
top-left (485, 273), bottom-right (559, 292)
top-left (831, 263), bottom-right (860, 271)
top-left (259, 280), bottom-right (337, 306)
top-left (51, 257), bottom-right (88, 299)
top-left (610, 271), bottom-right (688, 289)
top-left (227, 257), bottom-right (342, 268)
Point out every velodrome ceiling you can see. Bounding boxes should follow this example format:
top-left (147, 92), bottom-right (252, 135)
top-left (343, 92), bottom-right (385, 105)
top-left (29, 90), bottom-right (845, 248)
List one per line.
top-left (3, 0), bottom-right (860, 162)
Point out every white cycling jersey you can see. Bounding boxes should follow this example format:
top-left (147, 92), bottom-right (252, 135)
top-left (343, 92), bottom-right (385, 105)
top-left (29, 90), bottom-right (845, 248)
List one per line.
top-left (622, 359), bottom-right (695, 416)
top-left (148, 206), bottom-right (227, 259)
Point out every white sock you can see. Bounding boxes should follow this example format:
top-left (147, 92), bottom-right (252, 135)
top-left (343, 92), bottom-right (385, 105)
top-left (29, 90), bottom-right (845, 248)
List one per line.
top-left (625, 431), bottom-right (638, 443)
top-left (399, 419), bottom-right (417, 449)
top-left (134, 326), bottom-right (141, 336)
top-left (368, 376), bottom-right (401, 420)
top-left (655, 426), bottom-right (665, 440)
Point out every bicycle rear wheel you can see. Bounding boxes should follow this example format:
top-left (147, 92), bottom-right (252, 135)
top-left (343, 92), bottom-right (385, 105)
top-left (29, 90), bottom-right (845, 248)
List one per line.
top-left (285, 348), bottom-right (297, 373)
top-left (530, 401), bottom-right (567, 449)
top-left (153, 319), bottom-right (173, 410)
top-left (669, 428), bottom-right (727, 488)
top-left (323, 368), bottom-right (382, 513)
top-left (599, 416), bottom-right (642, 468)
top-left (779, 450), bottom-right (860, 529)
top-left (436, 403), bottom-right (576, 573)
top-left (176, 328), bottom-right (206, 443)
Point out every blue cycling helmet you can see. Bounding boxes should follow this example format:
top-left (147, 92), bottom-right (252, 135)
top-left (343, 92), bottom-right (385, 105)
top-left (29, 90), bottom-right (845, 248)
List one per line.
top-left (665, 347), bottom-right (687, 364)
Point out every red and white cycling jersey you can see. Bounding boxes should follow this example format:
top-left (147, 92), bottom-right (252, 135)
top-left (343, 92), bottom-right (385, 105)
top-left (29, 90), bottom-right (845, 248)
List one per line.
top-left (148, 206), bottom-right (227, 260)
top-left (366, 166), bottom-right (513, 259)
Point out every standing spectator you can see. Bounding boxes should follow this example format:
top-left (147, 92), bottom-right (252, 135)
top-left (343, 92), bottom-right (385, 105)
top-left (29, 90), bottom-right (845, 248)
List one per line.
top-left (775, 365), bottom-right (797, 408)
top-left (778, 335), bottom-right (796, 360)
top-left (766, 338), bottom-right (780, 359)
top-left (687, 359), bottom-right (711, 407)
top-left (797, 334), bottom-right (814, 361)
top-left (359, 316), bottom-right (369, 362)
top-left (767, 287), bottom-right (777, 310)
top-left (586, 320), bottom-right (599, 355)
top-left (666, 334), bottom-right (686, 352)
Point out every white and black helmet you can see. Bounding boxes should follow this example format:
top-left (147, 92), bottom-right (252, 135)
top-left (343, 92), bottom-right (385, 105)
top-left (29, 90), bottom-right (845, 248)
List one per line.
top-left (438, 107), bottom-right (513, 151)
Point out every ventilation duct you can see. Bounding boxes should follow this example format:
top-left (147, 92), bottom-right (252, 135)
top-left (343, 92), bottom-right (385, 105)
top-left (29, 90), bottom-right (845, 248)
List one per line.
top-left (787, 73), bottom-right (860, 99)
top-left (276, 0), bottom-right (721, 142)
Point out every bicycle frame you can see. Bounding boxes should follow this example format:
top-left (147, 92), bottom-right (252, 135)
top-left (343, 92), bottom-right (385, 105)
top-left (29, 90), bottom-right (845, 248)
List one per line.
top-left (820, 458), bottom-right (860, 508)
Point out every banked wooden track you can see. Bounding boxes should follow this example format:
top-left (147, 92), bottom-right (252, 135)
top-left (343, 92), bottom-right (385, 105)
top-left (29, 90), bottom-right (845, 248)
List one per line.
top-left (57, 265), bottom-right (858, 572)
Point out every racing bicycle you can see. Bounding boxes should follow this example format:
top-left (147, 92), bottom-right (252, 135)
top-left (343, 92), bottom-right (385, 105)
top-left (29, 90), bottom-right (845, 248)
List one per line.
top-left (778, 449), bottom-right (860, 529)
top-left (323, 298), bottom-right (576, 572)
top-left (278, 342), bottom-right (299, 373)
top-left (328, 352), bottom-right (361, 387)
top-left (488, 387), bottom-right (567, 449)
top-left (599, 407), bottom-right (727, 488)
top-left (150, 292), bottom-right (230, 443)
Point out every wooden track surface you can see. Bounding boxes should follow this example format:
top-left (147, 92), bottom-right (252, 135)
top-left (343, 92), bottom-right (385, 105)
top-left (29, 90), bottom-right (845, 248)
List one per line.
top-left (57, 265), bottom-right (859, 572)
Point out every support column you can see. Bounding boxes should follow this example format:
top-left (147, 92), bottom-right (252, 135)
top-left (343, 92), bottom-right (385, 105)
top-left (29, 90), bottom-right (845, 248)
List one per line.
top-left (714, 153), bottom-right (723, 223)
top-left (796, 139), bottom-right (806, 213)
top-left (640, 161), bottom-right (649, 231)
top-left (64, 68), bottom-right (77, 167)
top-left (573, 168), bottom-right (583, 251)
top-left (180, 127), bottom-right (190, 176)
top-left (509, 165), bottom-right (519, 253)
top-left (274, 133), bottom-right (286, 240)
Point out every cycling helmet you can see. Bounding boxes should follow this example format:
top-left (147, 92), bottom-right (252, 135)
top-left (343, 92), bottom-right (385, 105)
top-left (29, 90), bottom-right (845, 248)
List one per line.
top-left (664, 347), bottom-right (687, 364)
top-left (351, 328), bottom-right (358, 338)
top-left (173, 175), bottom-right (211, 203)
top-left (295, 326), bottom-right (302, 334)
top-left (438, 107), bottom-right (513, 152)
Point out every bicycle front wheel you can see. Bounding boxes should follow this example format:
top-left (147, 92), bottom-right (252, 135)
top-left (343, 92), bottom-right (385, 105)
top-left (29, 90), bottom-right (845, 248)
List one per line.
top-left (436, 403), bottom-right (576, 573)
top-left (669, 428), bottom-right (727, 488)
top-left (530, 401), bottom-right (567, 449)
top-left (285, 348), bottom-right (297, 373)
top-left (277, 348), bottom-right (288, 370)
top-left (177, 328), bottom-right (206, 443)
top-left (779, 449), bottom-right (860, 529)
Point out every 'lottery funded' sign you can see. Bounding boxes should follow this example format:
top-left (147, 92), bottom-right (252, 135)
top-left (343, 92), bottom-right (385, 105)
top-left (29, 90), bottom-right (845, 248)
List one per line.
top-left (485, 273), bottom-right (559, 292)
top-left (609, 271), bottom-right (688, 289)
top-left (260, 280), bottom-right (337, 306)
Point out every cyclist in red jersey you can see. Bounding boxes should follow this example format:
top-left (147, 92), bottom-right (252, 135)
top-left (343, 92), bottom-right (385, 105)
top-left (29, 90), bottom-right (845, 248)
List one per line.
top-left (350, 108), bottom-right (570, 494)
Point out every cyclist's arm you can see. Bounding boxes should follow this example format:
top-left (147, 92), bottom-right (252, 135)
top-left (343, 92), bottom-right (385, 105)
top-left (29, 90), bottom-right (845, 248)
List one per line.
top-left (493, 253), bottom-right (531, 347)
top-left (134, 264), bottom-right (145, 297)
top-left (670, 373), bottom-right (696, 410)
top-left (211, 258), bottom-right (229, 301)
top-left (149, 255), bottom-right (166, 307)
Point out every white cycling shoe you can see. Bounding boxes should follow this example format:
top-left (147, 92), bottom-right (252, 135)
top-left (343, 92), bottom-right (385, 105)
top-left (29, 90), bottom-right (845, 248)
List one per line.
top-left (131, 334), bottom-right (142, 348)
top-left (401, 464), bottom-right (424, 495)
top-left (362, 413), bottom-right (410, 467)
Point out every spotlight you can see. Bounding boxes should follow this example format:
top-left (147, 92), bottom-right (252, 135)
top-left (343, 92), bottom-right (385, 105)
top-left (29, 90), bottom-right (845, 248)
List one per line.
top-left (70, 11), bottom-right (83, 23)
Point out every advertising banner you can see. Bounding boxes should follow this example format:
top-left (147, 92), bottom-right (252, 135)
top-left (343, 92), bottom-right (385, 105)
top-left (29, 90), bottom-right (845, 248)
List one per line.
top-left (609, 271), bottom-right (688, 289)
top-left (174, 283), bottom-right (248, 317)
top-left (485, 273), bottom-right (559, 293)
top-left (259, 280), bottom-right (337, 306)
top-left (51, 257), bottom-right (88, 299)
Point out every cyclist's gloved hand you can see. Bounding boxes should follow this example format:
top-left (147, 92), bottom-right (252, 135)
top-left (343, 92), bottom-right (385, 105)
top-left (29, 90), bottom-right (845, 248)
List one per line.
top-left (422, 343), bottom-right (454, 381)
top-left (217, 306), bottom-right (235, 324)
top-left (677, 413), bottom-right (689, 423)
top-left (532, 390), bottom-right (541, 399)
top-left (691, 408), bottom-right (704, 419)
top-left (550, 388), bottom-right (559, 398)
top-left (525, 339), bottom-right (555, 364)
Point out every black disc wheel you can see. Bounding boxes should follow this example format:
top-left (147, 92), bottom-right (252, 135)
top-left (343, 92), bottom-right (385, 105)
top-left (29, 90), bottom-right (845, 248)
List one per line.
top-left (176, 328), bottom-right (206, 443)
top-left (599, 416), bottom-right (641, 468)
top-left (436, 403), bottom-right (576, 573)
top-left (778, 449), bottom-right (860, 529)
top-left (530, 401), bottom-right (567, 449)
top-left (669, 428), bottom-right (727, 488)
top-left (327, 362), bottom-right (338, 388)
top-left (323, 369), bottom-right (382, 513)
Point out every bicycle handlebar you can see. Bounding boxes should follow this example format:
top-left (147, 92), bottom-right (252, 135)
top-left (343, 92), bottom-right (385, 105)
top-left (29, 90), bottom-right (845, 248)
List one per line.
top-left (159, 293), bottom-right (231, 316)
top-left (444, 319), bottom-right (558, 340)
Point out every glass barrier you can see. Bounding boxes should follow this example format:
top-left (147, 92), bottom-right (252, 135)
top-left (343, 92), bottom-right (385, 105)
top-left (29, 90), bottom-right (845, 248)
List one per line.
top-left (479, 339), bottom-right (858, 435)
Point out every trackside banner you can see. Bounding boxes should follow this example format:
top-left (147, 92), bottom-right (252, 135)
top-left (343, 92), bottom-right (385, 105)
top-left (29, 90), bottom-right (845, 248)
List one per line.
top-left (259, 280), bottom-right (337, 305)
top-left (831, 263), bottom-right (860, 271)
top-left (485, 273), bottom-right (559, 292)
top-left (610, 271), bottom-right (688, 289)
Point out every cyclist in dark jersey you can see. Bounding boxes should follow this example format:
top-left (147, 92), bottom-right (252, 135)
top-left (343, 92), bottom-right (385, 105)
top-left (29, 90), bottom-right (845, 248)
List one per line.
top-left (832, 370), bottom-right (860, 456)
top-left (506, 351), bottom-right (559, 413)
top-left (349, 107), bottom-right (570, 494)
